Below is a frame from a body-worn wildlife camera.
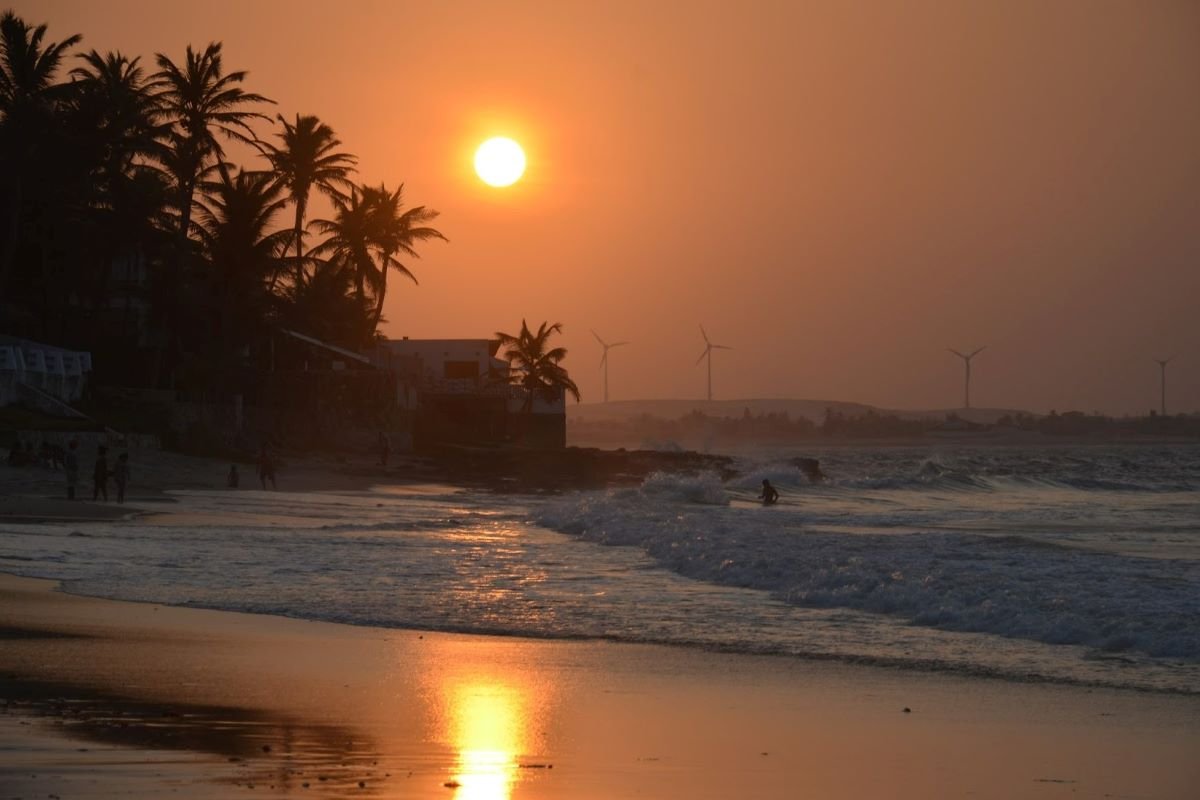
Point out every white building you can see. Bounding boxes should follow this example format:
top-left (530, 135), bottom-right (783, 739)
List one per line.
top-left (0, 337), bottom-right (92, 410)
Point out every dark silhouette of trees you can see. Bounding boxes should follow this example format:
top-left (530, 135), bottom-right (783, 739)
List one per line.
top-left (0, 11), bottom-right (80, 297)
top-left (310, 183), bottom-right (445, 346)
top-left (193, 169), bottom-right (289, 356)
top-left (260, 113), bottom-right (356, 282)
top-left (0, 10), bottom-right (447, 391)
top-left (362, 182), bottom-right (445, 336)
top-left (495, 320), bottom-right (582, 414)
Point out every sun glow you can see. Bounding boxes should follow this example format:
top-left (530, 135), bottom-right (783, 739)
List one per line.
top-left (449, 683), bottom-right (523, 800)
top-left (474, 137), bottom-right (526, 187)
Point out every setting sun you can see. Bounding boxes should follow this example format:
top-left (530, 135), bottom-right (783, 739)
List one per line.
top-left (474, 137), bottom-right (526, 187)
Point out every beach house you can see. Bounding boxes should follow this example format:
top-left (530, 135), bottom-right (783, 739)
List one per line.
top-left (374, 337), bottom-right (567, 448)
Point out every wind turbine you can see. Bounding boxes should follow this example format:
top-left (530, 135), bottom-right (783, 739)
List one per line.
top-left (948, 346), bottom-right (986, 409)
top-left (591, 330), bottom-right (629, 404)
top-left (696, 325), bottom-right (732, 402)
top-left (1153, 356), bottom-right (1174, 416)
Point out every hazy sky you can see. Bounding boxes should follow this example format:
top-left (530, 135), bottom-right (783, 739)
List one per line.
top-left (22, 1), bottom-right (1200, 413)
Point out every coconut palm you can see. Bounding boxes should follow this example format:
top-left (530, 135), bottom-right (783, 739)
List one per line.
top-left (69, 50), bottom-right (165, 190)
top-left (495, 320), bottom-right (581, 414)
top-left (0, 11), bottom-right (81, 294)
top-left (260, 113), bottom-right (356, 281)
top-left (362, 182), bottom-right (445, 336)
top-left (278, 257), bottom-right (371, 349)
top-left (150, 42), bottom-right (273, 250)
top-left (193, 169), bottom-right (290, 354)
top-left (68, 50), bottom-right (169, 304)
top-left (308, 187), bottom-right (375, 308)
top-left (149, 42), bottom-right (271, 386)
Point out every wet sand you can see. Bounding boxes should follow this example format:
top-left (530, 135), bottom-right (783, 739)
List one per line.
top-left (1, 573), bottom-right (1197, 799)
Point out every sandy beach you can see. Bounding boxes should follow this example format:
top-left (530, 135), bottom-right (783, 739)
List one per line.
top-left (0, 445), bottom-right (417, 523)
top-left (0, 573), bottom-right (1196, 799)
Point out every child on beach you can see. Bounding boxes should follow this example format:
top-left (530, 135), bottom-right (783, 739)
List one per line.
top-left (258, 445), bottom-right (276, 490)
top-left (378, 431), bottom-right (390, 467)
top-left (93, 445), bottom-right (109, 502)
top-left (113, 453), bottom-right (130, 504)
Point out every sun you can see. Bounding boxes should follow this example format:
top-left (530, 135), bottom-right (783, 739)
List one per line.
top-left (474, 137), bottom-right (526, 187)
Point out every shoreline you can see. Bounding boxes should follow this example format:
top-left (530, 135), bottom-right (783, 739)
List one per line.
top-left (2, 573), bottom-right (1198, 799)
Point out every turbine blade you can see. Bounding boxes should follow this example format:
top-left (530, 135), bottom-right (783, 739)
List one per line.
top-left (700, 325), bottom-right (710, 345)
top-left (969, 346), bottom-right (987, 358)
top-left (948, 348), bottom-right (966, 359)
top-left (696, 348), bottom-right (710, 365)
top-left (591, 329), bottom-right (607, 347)
top-left (712, 344), bottom-right (732, 350)
top-left (600, 352), bottom-right (607, 367)
top-left (611, 341), bottom-right (629, 348)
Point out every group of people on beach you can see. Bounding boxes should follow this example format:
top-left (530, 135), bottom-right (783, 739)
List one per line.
top-left (59, 441), bottom-right (129, 503)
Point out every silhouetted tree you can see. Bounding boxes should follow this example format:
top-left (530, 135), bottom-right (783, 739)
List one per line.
top-left (362, 182), bottom-right (445, 336)
top-left (0, 11), bottom-right (80, 296)
top-left (495, 320), bottom-right (581, 415)
top-left (260, 113), bottom-right (356, 283)
top-left (150, 42), bottom-right (272, 383)
top-left (193, 169), bottom-right (289, 356)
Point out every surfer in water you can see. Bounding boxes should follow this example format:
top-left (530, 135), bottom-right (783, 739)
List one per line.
top-left (759, 479), bottom-right (779, 506)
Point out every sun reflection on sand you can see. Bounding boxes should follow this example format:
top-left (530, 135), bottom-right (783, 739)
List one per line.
top-left (449, 683), bottom-right (524, 800)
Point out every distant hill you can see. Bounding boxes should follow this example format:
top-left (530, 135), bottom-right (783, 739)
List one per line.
top-left (568, 399), bottom-right (1029, 426)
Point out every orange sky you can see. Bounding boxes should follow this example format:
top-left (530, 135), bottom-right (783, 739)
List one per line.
top-left (22, 0), bottom-right (1200, 413)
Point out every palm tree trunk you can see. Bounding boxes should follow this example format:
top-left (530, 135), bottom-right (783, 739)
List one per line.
top-left (293, 203), bottom-right (305, 285)
top-left (369, 254), bottom-right (390, 337)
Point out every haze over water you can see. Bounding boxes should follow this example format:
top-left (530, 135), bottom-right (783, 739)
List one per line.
top-left (20, 0), bottom-right (1200, 413)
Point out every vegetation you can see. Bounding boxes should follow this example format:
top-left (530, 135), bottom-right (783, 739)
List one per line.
top-left (0, 10), bottom-right (446, 390)
top-left (495, 319), bottom-right (582, 413)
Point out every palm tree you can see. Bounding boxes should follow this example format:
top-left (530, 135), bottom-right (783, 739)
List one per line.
top-left (308, 187), bottom-right (375, 309)
top-left (69, 50), bottom-right (165, 190)
top-left (362, 182), bottom-right (445, 336)
top-left (0, 11), bottom-right (81, 295)
top-left (149, 42), bottom-right (271, 385)
top-left (260, 113), bottom-right (356, 282)
top-left (150, 42), bottom-right (272, 252)
top-left (193, 169), bottom-right (290, 355)
top-left (68, 50), bottom-right (168, 307)
top-left (495, 320), bottom-right (581, 415)
top-left (278, 257), bottom-right (371, 349)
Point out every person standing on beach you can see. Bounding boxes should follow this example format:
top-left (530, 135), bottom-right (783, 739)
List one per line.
top-left (64, 440), bottom-right (79, 500)
top-left (113, 453), bottom-right (130, 504)
top-left (258, 445), bottom-right (276, 490)
top-left (93, 445), bottom-right (109, 502)
top-left (378, 431), bottom-right (390, 467)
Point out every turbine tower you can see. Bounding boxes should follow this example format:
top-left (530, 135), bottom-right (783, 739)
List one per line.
top-left (591, 330), bottom-right (628, 404)
top-left (696, 325), bottom-right (732, 402)
top-left (948, 346), bottom-right (986, 409)
top-left (1153, 357), bottom-right (1173, 416)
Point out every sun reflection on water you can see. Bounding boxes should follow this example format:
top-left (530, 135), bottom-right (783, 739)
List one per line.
top-left (449, 682), bottom-right (524, 800)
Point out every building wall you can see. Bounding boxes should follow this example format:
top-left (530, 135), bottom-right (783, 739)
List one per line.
top-left (376, 339), bottom-right (501, 384)
top-left (375, 338), bottom-right (568, 448)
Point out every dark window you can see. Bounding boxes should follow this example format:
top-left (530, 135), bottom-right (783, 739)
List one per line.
top-left (444, 361), bottom-right (479, 380)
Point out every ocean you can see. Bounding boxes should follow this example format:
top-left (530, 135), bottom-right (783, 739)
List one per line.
top-left (2, 443), bottom-right (1197, 694)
